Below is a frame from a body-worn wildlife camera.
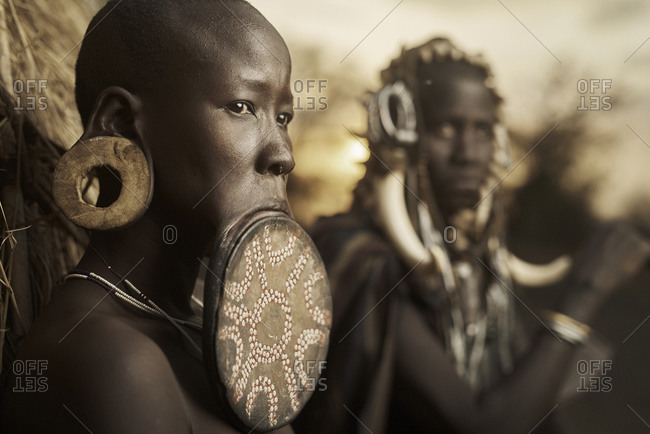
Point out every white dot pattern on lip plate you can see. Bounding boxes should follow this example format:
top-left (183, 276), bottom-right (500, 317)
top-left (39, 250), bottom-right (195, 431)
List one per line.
top-left (246, 376), bottom-right (279, 426)
top-left (265, 224), bottom-right (297, 266)
top-left (217, 221), bottom-right (331, 430)
top-left (294, 328), bottom-right (327, 388)
top-left (224, 247), bottom-right (254, 303)
top-left (304, 271), bottom-right (332, 327)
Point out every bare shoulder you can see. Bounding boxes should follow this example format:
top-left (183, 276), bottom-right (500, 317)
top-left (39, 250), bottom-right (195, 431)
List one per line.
top-left (2, 282), bottom-right (192, 433)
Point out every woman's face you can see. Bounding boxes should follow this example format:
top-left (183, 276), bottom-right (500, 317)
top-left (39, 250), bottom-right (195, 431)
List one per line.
top-left (139, 10), bottom-right (295, 239)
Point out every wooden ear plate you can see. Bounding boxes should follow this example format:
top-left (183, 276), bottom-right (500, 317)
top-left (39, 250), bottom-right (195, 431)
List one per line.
top-left (52, 136), bottom-right (151, 230)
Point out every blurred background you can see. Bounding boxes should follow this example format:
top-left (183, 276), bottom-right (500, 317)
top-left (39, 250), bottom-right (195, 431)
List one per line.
top-left (250, 1), bottom-right (650, 432)
top-left (248, 0), bottom-right (650, 229)
top-left (1, 0), bottom-right (648, 432)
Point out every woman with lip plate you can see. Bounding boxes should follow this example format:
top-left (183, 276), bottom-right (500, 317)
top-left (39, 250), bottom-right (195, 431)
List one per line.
top-left (0, 0), bottom-right (324, 432)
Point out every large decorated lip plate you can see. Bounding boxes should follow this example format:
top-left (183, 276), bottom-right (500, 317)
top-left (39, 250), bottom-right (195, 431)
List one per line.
top-left (204, 215), bottom-right (332, 431)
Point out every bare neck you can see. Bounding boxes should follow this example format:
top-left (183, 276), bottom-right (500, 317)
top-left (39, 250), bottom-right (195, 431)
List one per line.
top-left (76, 206), bottom-right (213, 320)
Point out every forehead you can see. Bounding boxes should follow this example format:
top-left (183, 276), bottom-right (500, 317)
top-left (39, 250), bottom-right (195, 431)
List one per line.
top-left (419, 65), bottom-right (497, 122)
top-left (164, 3), bottom-right (291, 86)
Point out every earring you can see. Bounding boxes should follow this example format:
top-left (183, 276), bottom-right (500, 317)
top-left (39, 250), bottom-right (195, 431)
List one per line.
top-left (52, 136), bottom-right (153, 231)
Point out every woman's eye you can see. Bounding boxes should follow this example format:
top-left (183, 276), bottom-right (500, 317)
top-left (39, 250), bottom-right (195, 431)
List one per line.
top-left (277, 113), bottom-right (293, 127)
top-left (226, 101), bottom-right (255, 115)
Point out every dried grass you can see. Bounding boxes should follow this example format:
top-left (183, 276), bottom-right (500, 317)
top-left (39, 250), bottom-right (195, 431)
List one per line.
top-left (0, 0), bottom-right (102, 397)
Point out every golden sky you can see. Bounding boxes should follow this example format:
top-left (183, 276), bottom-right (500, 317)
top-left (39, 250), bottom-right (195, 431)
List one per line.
top-left (250, 0), bottom-right (650, 223)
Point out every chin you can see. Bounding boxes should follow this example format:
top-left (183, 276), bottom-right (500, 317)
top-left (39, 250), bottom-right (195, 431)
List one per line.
top-left (443, 192), bottom-right (480, 214)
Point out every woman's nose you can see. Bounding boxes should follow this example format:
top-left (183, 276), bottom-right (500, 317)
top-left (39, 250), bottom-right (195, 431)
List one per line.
top-left (255, 128), bottom-right (295, 177)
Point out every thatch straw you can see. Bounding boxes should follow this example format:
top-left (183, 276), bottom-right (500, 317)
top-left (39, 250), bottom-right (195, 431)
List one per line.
top-left (0, 0), bottom-right (106, 144)
top-left (0, 0), bottom-right (103, 398)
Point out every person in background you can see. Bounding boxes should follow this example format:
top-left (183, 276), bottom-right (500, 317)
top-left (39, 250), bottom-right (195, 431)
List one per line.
top-left (294, 37), bottom-right (650, 434)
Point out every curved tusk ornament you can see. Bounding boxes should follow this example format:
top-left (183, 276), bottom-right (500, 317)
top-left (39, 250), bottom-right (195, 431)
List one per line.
top-left (505, 253), bottom-right (572, 287)
top-left (373, 170), bottom-right (433, 269)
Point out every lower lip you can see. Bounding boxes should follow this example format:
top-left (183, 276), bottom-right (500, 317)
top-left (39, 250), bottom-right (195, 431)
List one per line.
top-left (250, 208), bottom-right (291, 221)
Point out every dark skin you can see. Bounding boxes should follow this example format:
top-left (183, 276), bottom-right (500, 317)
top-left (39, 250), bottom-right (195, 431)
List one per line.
top-left (392, 72), bottom-right (650, 433)
top-left (422, 75), bottom-right (496, 219)
top-left (2, 3), bottom-right (296, 433)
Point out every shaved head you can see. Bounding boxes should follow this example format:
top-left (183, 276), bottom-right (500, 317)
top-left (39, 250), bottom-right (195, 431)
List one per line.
top-left (75, 0), bottom-right (268, 126)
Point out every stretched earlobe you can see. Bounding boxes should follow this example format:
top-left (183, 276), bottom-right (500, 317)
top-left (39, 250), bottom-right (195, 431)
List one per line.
top-left (52, 136), bottom-right (153, 230)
